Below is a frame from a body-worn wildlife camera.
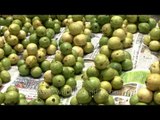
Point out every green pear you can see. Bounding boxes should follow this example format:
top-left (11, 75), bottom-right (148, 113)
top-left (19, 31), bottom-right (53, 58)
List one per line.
top-left (70, 96), bottom-right (78, 105)
top-left (9, 23), bottom-right (20, 35)
top-left (18, 64), bottom-right (30, 76)
top-left (60, 84), bottom-right (72, 97)
top-left (86, 66), bottom-right (99, 77)
top-left (83, 77), bottom-right (101, 94)
top-left (50, 61), bottom-right (63, 75)
top-left (93, 88), bottom-right (109, 104)
top-left (73, 34), bottom-right (87, 47)
top-left (25, 55), bottom-right (37, 68)
top-left (0, 70), bottom-right (11, 83)
top-left (14, 43), bottom-right (24, 53)
top-left (38, 85), bottom-right (54, 100)
top-left (76, 88), bottom-right (92, 104)
top-left (45, 94), bottom-right (60, 105)
top-left (100, 81), bottom-right (112, 93)
top-left (52, 75), bottom-right (65, 88)
top-left (111, 76), bottom-right (123, 90)
top-left (61, 32), bottom-right (73, 43)
top-left (105, 95), bottom-right (115, 105)
top-left (6, 85), bottom-right (19, 92)
top-left (100, 68), bottom-right (119, 81)
top-left (1, 57), bottom-right (11, 70)
top-left (43, 70), bottom-right (53, 84)
top-left (18, 99), bottom-right (28, 105)
top-left (94, 54), bottom-right (109, 70)
top-left (0, 92), bottom-right (5, 104)
top-left (47, 44), bottom-right (56, 55)
top-left (8, 53), bottom-right (19, 65)
top-left (36, 50), bottom-right (46, 63)
top-left (129, 94), bottom-right (139, 105)
top-left (63, 54), bottom-right (76, 66)
top-left (66, 77), bottom-right (77, 89)
top-left (154, 91), bottom-right (160, 105)
top-left (146, 73), bottom-right (160, 91)
top-left (30, 66), bottom-right (42, 78)
top-left (69, 22), bottom-right (83, 36)
top-left (137, 88), bottom-right (153, 103)
top-left (40, 60), bottom-right (51, 72)
top-left (26, 43), bottom-right (38, 56)
top-left (4, 91), bottom-right (19, 105)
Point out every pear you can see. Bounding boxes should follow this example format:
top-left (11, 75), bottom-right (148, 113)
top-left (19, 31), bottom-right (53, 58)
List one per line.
top-left (47, 44), bottom-right (56, 55)
top-left (18, 99), bottom-right (28, 105)
top-left (61, 32), bottom-right (73, 43)
top-left (129, 94), bottom-right (139, 105)
top-left (112, 28), bottom-right (126, 41)
top-left (149, 61), bottom-right (160, 74)
top-left (100, 81), bottom-right (112, 93)
top-left (73, 34), bottom-right (87, 47)
top-left (107, 37), bottom-right (123, 50)
top-left (93, 88), bottom-right (109, 104)
top-left (38, 81), bottom-right (49, 88)
top-left (0, 70), bottom-right (11, 83)
top-left (111, 76), bottom-right (123, 90)
top-left (4, 91), bottom-right (19, 105)
top-left (83, 42), bottom-right (94, 54)
top-left (102, 23), bottom-right (113, 37)
top-left (25, 55), bottom-right (37, 68)
top-left (76, 88), bottom-right (92, 104)
top-left (37, 85), bottom-right (53, 100)
top-left (26, 43), bottom-right (38, 56)
top-left (8, 53), bottom-right (19, 65)
top-left (105, 95), bottom-right (115, 105)
top-left (69, 22), bottom-right (83, 36)
top-left (36, 50), bottom-right (46, 63)
top-left (45, 94), bottom-right (60, 105)
top-left (70, 96), bottom-right (78, 105)
top-left (6, 85), bottom-right (19, 92)
top-left (0, 48), bottom-right (4, 60)
top-left (60, 84), bottom-right (72, 97)
top-left (9, 23), bottom-right (20, 35)
top-left (94, 54), bottom-right (110, 70)
top-left (146, 73), bottom-right (160, 91)
top-left (72, 46), bottom-right (84, 57)
top-left (154, 91), bottom-right (160, 105)
top-left (22, 49), bottom-right (28, 60)
top-left (137, 88), bottom-right (153, 103)
top-left (14, 43), bottom-right (24, 53)
top-left (83, 77), bottom-right (101, 94)
top-left (99, 45), bottom-right (112, 58)
top-left (55, 50), bottom-right (64, 62)
top-left (63, 54), bottom-right (76, 67)
top-left (100, 68), bottom-right (119, 81)
top-left (0, 92), bottom-right (5, 104)
top-left (0, 37), bottom-right (5, 48)
top-left (43, 70), bottom-right (53, 84)
top-left (6, 35), bottom-right (19, 46)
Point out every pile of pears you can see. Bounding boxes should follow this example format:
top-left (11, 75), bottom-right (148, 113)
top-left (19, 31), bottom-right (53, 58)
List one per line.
top-left (130, 61), bottom-right (160, 105)
top-left (29, 55), bottom-right (84, 105)
top-left (0, 15), bottom-right (66, 80)
top-left (69, 52), bottom-right (132, 105)
top-left (143, 25), bottom-right (160, 52)
top-left (59, 15), bottom-right (94, 57)
top-left (0, 85), bottom-right (28, 105)
top-left (85, 15), bottom-right (156, 34)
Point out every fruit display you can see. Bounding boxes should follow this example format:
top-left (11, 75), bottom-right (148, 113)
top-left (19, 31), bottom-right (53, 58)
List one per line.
top-left (0, 15), bottom-right (160, 105)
